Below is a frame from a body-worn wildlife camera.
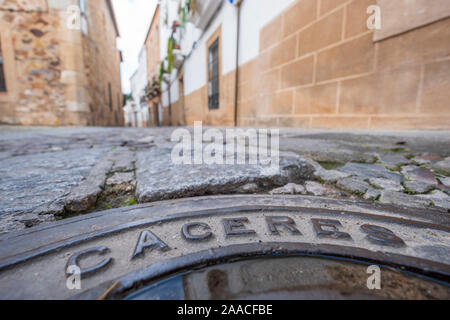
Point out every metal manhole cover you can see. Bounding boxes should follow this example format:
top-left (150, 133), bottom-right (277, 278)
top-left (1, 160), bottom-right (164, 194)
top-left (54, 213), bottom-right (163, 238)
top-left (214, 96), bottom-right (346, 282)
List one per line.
top-left (0, 195), bottom-right (448, 299)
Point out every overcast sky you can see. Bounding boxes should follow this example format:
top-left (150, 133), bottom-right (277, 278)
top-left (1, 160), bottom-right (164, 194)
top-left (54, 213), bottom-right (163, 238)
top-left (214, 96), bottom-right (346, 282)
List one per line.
top-left (112, 0), bottom-right (158, 94)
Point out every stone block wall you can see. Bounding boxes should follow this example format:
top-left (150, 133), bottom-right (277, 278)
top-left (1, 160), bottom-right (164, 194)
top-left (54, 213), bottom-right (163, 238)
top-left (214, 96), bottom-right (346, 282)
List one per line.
top-left (238, 0), bottom-right (450, 129)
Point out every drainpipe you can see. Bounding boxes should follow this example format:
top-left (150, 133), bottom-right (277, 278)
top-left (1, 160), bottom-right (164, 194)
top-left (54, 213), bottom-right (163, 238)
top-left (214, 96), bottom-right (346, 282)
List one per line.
top-left (233, 0), bottom-right (243, 127)
top-left (167, 79), bottom-right (172, 126)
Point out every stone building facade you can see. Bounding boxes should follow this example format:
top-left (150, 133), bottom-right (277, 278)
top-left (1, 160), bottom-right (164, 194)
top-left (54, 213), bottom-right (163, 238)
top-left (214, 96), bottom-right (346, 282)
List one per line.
top-left (0, 0), bottom-right (124, 126)
top-left (149, 0), bottom-right (450, 129)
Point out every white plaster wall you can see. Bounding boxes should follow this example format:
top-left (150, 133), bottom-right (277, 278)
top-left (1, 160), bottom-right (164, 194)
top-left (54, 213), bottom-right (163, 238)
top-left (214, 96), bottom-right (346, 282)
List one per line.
top-left (183, 0), bottom-right (295, 96)
top-left (183, 1), bottom-right (228, 96)
top-left (159, 0), bottom-right (182, 108)
top-left (183, 30), bottom-right (207, 97)
top-left (238, 0), bottom-right (296, 65)
top-left (159, 0), bottom-right (184, 62)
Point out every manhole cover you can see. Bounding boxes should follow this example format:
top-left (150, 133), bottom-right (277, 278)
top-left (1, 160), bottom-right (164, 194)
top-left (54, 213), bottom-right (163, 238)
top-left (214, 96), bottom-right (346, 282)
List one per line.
top-left (0, 195), bottom-right (448, 300)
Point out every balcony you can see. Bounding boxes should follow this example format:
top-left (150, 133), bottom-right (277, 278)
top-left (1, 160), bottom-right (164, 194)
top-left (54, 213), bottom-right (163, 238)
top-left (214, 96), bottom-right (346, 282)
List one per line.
top-left (187, 0), bottom-right (222, 30)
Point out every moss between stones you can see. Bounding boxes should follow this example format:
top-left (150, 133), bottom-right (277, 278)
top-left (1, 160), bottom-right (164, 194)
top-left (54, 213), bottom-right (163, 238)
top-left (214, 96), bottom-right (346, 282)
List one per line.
top-left (385, 163), bottom-right (405, 173)
top-left (434, 168), bottom-right (450, 177)
top-left (83, 160), bottom-right (139, 214)
top-left (95, 182), bottom-right (137, 212)
top-left (316, 177), bottom-right (326, 185)
top-left (317, 161), bottom-right (343, 170)
top-left (364, 179), bottom-right (383, 190)
top-left (352, 190), bottom-right (365, 197)
top-left (389, 147), bottom-right (407, 153)
top-left (375, 146), bottom-right (408, 154)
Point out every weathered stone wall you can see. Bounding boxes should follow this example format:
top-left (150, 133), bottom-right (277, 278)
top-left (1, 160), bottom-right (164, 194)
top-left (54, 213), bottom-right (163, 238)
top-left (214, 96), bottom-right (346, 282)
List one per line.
top-left (182, 0), bottom-right (450, 130)
top-left (0, 0), bottom-right (123, 126)
top-left (0, 0), bottom-right (68, 125)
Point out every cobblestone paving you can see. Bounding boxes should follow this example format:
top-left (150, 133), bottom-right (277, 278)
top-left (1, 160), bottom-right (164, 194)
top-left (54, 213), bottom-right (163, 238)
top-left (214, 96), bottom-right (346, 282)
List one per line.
top-left (0, 126), bottom-right (449, 234)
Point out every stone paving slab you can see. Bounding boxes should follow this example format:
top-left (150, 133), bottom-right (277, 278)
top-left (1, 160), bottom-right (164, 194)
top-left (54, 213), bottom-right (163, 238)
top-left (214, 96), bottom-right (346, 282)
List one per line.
top-left (0, 126), bottom-right (449, 234)
top-left (338, 163), bottom-right (403, 182)
top-left (0, 148), bottom-right (108, 233)
top-left (135, 147), bottom-right (315, 203)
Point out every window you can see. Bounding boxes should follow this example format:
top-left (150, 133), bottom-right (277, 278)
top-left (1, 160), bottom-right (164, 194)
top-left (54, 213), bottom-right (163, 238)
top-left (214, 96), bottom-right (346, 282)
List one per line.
top-left (208, 38), bottom-right (219, 110)
top-left (0, 39), bottom-right (6, 92)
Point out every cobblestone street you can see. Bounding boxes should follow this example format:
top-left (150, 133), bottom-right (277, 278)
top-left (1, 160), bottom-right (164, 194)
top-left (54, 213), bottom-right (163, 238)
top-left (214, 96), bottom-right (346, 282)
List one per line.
top-left (0, 125), bottom-right (449, 235)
